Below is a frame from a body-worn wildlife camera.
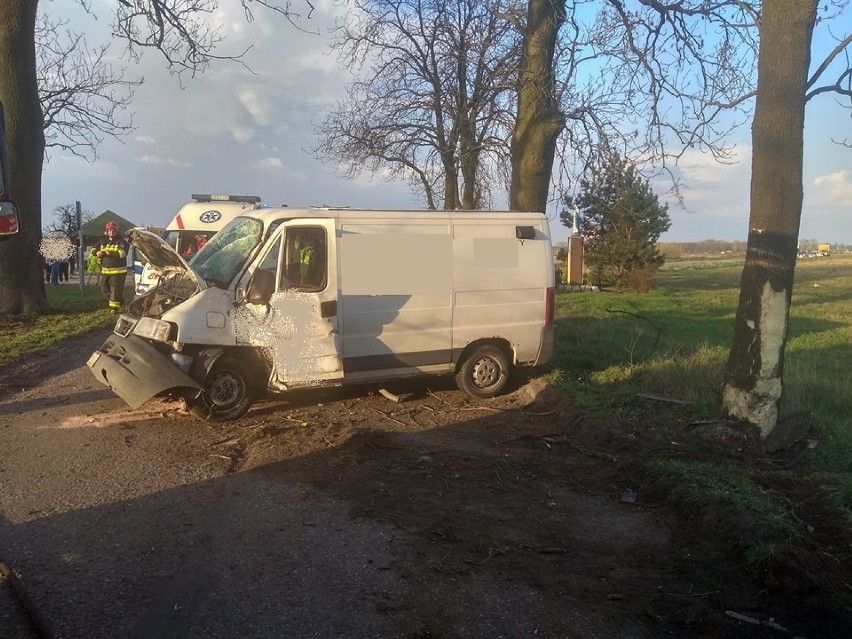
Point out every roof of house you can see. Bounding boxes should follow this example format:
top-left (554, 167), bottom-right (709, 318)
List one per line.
top-left (80, 210), bottom-right (138, 238)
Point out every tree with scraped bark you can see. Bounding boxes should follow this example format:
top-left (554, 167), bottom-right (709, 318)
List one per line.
top-left (720, 0), bottom-right (852, 440)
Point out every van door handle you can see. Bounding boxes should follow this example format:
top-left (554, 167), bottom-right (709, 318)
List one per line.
top-left (320, 300), bottom-right (337, 318)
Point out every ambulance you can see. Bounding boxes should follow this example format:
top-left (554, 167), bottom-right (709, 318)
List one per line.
top-left (89, 207), bottom-right (556, 421)
top-left (134, 194), bottom-right (261, 294)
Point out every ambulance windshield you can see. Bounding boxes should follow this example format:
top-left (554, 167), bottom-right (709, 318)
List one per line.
top-left (164, 230), bottom-right (212, 258)
top-left (191, 217), bottom-right (264, 288)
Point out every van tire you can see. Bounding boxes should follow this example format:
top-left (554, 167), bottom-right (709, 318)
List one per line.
top-left (186, 356), bottom-right (254, 421)
top-left (456, 345), bottom-right (511, 399)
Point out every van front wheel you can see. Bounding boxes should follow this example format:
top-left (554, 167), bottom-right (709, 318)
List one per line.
top-left (456, 345), bottom-right (511, 399)
top-left (186, 356), bottom-right (254, 421)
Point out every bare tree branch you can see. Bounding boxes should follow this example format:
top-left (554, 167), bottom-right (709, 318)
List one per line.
top-left (89, 0), bottom-right (318, 74)
top-left (43, 202), bottom-right (94, 238)
top-left (37, 14), bottom-right (143, 161)
top-left (312, 0), bottom-right (518, 210)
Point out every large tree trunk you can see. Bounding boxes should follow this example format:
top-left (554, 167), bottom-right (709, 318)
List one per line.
top-left (459, 121), bottom-right (480, 210)
top-left (0, 0), bottom-right (48, 314)
top-left (720, 1), bottom-right (818, 437)
top-left (509, 0), bottom-right (566, 213)
top-left (441, 150), bottom-right (461, 210)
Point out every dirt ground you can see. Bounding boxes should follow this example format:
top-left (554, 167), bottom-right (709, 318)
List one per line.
top-left (2, 327), bottom-right (852, 638)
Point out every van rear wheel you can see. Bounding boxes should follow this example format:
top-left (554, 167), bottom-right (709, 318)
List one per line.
top-left (456, 345), bottom-right (511, 399)
top-left (186, 356), bottom-right (254, 421)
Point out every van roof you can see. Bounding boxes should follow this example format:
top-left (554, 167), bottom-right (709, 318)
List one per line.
top-left (240, 207), bottom-right (548, 225)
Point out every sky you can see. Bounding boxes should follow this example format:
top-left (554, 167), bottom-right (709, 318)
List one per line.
top-left (39, 0), bottom-right (852, 246)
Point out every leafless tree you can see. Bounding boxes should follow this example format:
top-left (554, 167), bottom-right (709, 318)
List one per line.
top-left (43, 202), bottom-right (94, 239)
top-left (312, 0), bottom-right (522, 211)
top-left (0, 0), bottom-right (315, 315)
top-left (543, 0), bottom-right (762, 212)
top-left (315, 1), bottom-right (761, 215)
top-left (37, 13), bottom-right (142, 160)
top-left (509, 0), bottom-right (565, 213)
top-left (110, 0), bottom-right (318, 72)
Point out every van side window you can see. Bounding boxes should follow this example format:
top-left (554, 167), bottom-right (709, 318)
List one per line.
top-left (283, 227), bottom-right (326, 292)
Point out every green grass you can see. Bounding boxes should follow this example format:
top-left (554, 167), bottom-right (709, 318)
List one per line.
top-left (650, 458), bottom-right (797, 537)
top-left (0, 284), bottom-right (114, 365)
top-left (649, 457), bottom-right (801, 574)
top-left (549, 254), bottom-right (852, 515)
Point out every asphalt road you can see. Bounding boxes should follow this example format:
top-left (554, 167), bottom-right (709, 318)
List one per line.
top-left (0, 329), bottom-right (725, 639)
top-left (0, 331), bottom-right (403, 639)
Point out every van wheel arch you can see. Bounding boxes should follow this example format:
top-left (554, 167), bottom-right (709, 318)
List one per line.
top-left (189, 347), bottom-right (268, 382)
top-left (455, 340), bottom-right (514, 399)
top-left (185, 348), bottom-right (268, 421)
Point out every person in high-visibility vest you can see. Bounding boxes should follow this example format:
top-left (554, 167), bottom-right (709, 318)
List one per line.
top-left (86, 248), bottom-right (101, 285)
top-left (299, 244), bottom-right (315, 283)
top-left (95, 221), bottom-right (130, 313)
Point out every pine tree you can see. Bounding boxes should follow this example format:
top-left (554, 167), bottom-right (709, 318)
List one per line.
top-left (562, 153), bottom-right (670, 291)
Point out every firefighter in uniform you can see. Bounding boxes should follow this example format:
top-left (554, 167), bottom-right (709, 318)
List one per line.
top-left (96, 221), bottom-right (130, 313)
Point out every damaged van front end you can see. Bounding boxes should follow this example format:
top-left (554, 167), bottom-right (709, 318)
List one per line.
top-left (88, 220), bottom-right (269, 420)
top-left (87, 330), bottom-right (202, 409)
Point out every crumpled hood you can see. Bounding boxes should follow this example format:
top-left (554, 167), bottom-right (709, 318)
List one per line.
top-left (127, 227), bottom-right (206, 291)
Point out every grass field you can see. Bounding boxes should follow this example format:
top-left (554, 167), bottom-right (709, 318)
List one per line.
top-left (550, 253), bottom-right (852, 513)
top-left (0, 283), bottom-right (114, 365)
top-left (554, 255), bottom-right (851, 415)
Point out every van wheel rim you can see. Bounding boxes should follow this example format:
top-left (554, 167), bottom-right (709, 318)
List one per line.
top-left (207, 371), bottom-right (244, 408)
top-left (472, 356), bottom-right (501, 389)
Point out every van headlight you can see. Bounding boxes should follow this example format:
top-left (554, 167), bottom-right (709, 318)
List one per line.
top-left (133, 317), bottom-right (174, 342)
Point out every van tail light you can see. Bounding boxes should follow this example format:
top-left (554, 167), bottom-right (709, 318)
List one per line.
top-left (545, 287), bottom-right (555, 327)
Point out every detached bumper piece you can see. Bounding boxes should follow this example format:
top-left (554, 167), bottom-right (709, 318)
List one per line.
top-left (87, 333), bottom-right (201, 409)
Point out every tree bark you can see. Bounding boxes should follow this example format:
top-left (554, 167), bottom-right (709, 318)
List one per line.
top-left (509, 0), bottom-right (566, 213)
top-left (0, 0), bottom-right (48, 314)
top-left (720, 0), bottom-right (818, 437)
top-left (441, 149), bottom-right (461, 210)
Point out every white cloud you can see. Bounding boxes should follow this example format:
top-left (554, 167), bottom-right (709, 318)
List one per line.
top-left (138, 155), bottom-right (192, 168)
top-left (255, 157), bottom-right (308, 181)
top-left (230, 125), bottom-right (256, 143)
top-left (134, 135), bottom-right (155, 144)
top-left (673, 146), bottom-right (751, 189)
top-left (238, 88), bottom-right (274, 126)
top-left (813, 170), bottom-right (852, 207)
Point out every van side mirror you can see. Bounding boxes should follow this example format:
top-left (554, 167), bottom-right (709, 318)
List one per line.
top-left (0, 200), bottom-right (20, 239)
top-left (247, 269), bottom-right (275, 305)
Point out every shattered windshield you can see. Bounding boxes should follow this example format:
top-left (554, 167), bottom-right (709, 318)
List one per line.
top-left (190, 217), bottom-right (264, 288)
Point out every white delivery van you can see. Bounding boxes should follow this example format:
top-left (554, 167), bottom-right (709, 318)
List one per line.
top-left (134, 194), bottom-right (261, 295)
top-left (89, 207), bottom-right (555, 421)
